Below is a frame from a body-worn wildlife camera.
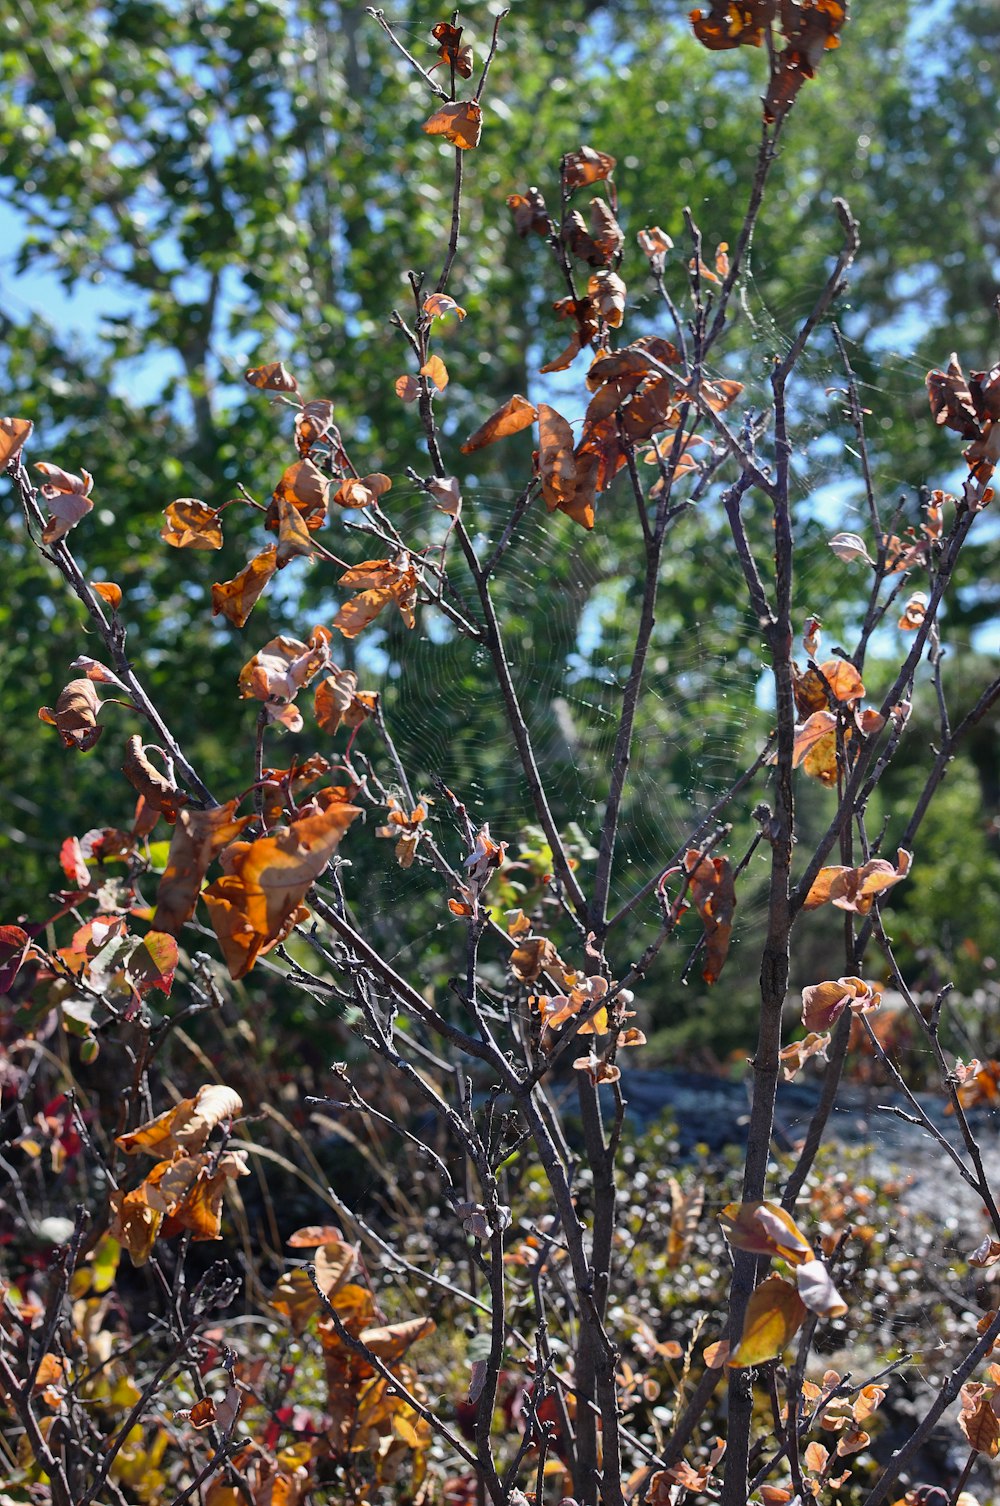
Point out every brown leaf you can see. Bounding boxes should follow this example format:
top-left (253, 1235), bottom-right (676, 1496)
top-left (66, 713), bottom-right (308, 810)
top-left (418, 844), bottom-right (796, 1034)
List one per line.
top-left (203, 802), bottom-right (361, 979)
top-left (423, 293), bottom-right (466, 321)
top-left (36, 461), bottom-right (95, 543)
top-left (802, 976), bottom-right (881, 1032)
top-left (334, 556), bottom-right (418, 638)
top-left (588, 270), bottom-right (627, 327)
top-left (667, 1177), bottom-right (704, 1268)
top-left (123, 736), bottom-right (187, 823)
top-left (959, 1383), bottom-right (1000, 1457)
top-left (778, 1031), bottom-right (831, 1080)
top-left (561, 144), bottom-right (616, 191)
top-left (690, 0), bottom-right (775, 50)
top-left (269, 458), bottom-right (330, 532)
top-left (793, 710), bottom-right (837, 770)
top-left (683, 850), bottom-right (736, 983)
top-left (461, 394), bottom-right (537, 453)
top-left (238, 629), bottom-right (332, 732)
top-left (211, 546), bottom-right (279, 628)
top-left (293, 397), bottom-right (336, 456)
top-left (152, 800), bottom-right (253, 937)
top-left (287, 1224), bottom-right (345, 1248)
top-left (395, 374), bottom-right (420, 402)
top-left (804, 849), bottom-right (912, 915)
top-left (376, 796), bottom-right (430, 869)
top-left (720, 1201), bottom-right (814, 1265)
top-left (507, 186), bottom-right (551, 238)
top-left (422, 100), bottom-right (482, 149)
top-left (117, 1084), bottom-right (243, 1159)
top-left (274, 495), bottom-right (315, 566)
top-left (333, 473), bottom-right (392, 509)
top-left (0, 415), bottom-right (32, 466)
top-left (38, 678), bottom-right (104, 752)
top-left (245, 361), bottom-right (298, 392)
top-left (509, 935), bottom-right (564, 985)
top-left (314, 669), bottom-right (377, 735)
top-left (161, 499), bottom-right (224, 551)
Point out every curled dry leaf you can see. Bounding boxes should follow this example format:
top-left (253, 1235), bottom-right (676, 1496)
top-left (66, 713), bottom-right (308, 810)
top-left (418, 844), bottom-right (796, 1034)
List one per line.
top-left (91, 581), bottom-right (122, 610)
top-left (804, 849), bottom-right (912, 915)
top-left (273, 494), bottom-right (315, 566)
top-left (959, 1383), bottom-right (1000, 1458)
top-left (314, 668), bottom-right (377, 735)
top-left (537, 402), bottom-right (596, 530)
top-left (245, 360), bottom-right (298, 392)
top-left (36, 461), bottom-right (95, 544)
top-left (238, 628), bottom-right (332, 732)
top-left (295, 396), bottom-right (336, 456)
top-left (423, 293), bottom-right (466, 321)
top-left (720, 1201), bottom-right (814, 1265)
top-left (152, 800), bottom-right (253, 937)
top-left (796, 1257), bottom-right (847, 1318)
top-left (507, 186), bottom-right (551, 238)
top-left (561, 144), bottom-right (616, 191)
top-left (117, 1083), bottom-right (243, 1159)
top-left (638, 226), bottom-right (673, 273)
top-left (829, 531), bottom-right (873, 564)
top-left (212, 545), bottom-right (279, 628)
top-left (203, 801), bottom-right (361, 979)
top-left (778, 1031), bottom-right (831, 1080)
top-left (428, 475), bottom-right (462, 520)
top-left (122, 736), bottom-right (187, 823)
top-left (690, 0), bottom-right (773, 51)
top-left (802, 976), bottom-right (882, 1032)
top-left (899, 590), bottom-right (928, 631)
top-left (422, 100), bottom-right (482, 149)
top-left (334, 555), bottom-right (419, 639)
top-left (431, 21), bottom-right (473, 77)
top-left (395, 375), bottom-right (420, 402)
top-left (333, 473), bottom-right (392, 509)
top-left (969, 1237), bottom-right (1000, 1269)
top-left (510, 935), bottom-right (564, 984)
top-left (793, 710), bottom-right (837, 770)
top-left (161, 498), bottom-right (224, 550)
top-left (269, 457), bottom-right (330, 532)
top-left (461, 394), bottom-right (537, 453)
top-left (376, 796), bottom-right (430, 869)
top-left (683, 849), bottom-right (736, 983)
top-left (38, 678), bottom-right (104, 752)
top-left (0, 415), bottom-right (32, 466)
top-left (588, 270), bottom-right (627, 327)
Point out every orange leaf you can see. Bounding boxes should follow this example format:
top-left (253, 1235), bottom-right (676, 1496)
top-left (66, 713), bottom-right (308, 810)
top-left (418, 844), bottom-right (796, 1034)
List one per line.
top-left (161, 498), bottom-right (224, 550)
top-left (461, 394), bottom-right (537, 453)
top-left (333, 473), bottom-right (392, 509)
top-left (420, 355), bottom-right (449, 392)
top-left (395, 375), bottom-right (420, 402)
top-left (294, 397), bottom-right (335, 456)
top-left (422, 100), bottom-right (482, 149)
top-left (212, 546), bottom-right (279, 628)
top-left (314, 669), bottom-right (376, 735)
top-left (152, 800), bottom-right (253, 937)
top-left (117, 1084), bottom-right (243, 1159)
top-left (804, 849), bottom-right (912, 915)
top-left (91, 581), bottom-right (122, 610)
top-left (270, 458), bottom-right (330, 531)
top-left (38, 677), bottom-right (104, 752)
top-left (793, 710), bottom-right (837, 769)
top-left (728, 1274), bottom-right (808, 1367)
top-left (801, 976), bottom-right (881, 1032)
top-left (0, 415), bottom-right (32, 466)
top-left (778, 1031), bottom-right (831, 1080)
top-left (423, 293), bottom-right (467, 321)
top-left (287, 1225), bottom-right (345, 1247)
top-left (37, 461), bottom-right (95, 543)
top-left (274, 495), bottom-right (315, 566)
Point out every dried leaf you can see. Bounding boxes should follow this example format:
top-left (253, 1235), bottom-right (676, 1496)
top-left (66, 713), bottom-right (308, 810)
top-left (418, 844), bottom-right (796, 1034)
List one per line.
top-left (117, 1084), bottom-right (243, 1158)
top-left (720, 1201), bottom-right (814, 1265)
top-left (238, 629), bottom-right (332, 731)
top-left (162, 499), bottom-right (224, 551)
top-left (395, 375), bottom-right (420, 402)
top-left (728, 1274), bottom-right (807, 1367)
top-left (38, 678), bottom-right (104, 752)
top-left (561, 144), bottom-right (616, 191)
top-left (796, 1258), bottom-right (847, 1317)
top-left (294, 397), bottom-right (336, 456)
top-left (245, 361), bottom-right (298, 392)
top-left (423, 293), bottom-right (467, 321)
top-left (804, 849), bottom-right (912, 915)
top-left (507, 186), bottom-right (551, 238)
top-left (0, 415), bottom-right (32, 466)
top-left (91, 581), bottom-right (122, 610)
top-left (778, 1031), bottom-right (831, 1080)
top-left (461, 394), bottom-right (537, 453)
top-left (420, 355), bottom-right (449, 392)
top-left (334, 556), bottom-right (418, 638)
top-left (829, 531), bottom-right (873, 564)
top-left (152, 800), bottom-right (253, 937)
top-left (36, 461), bottom-right (94, 543)
top-left (683, 850), bottom-right (736, 983)
top-left (422, 100), bottom-right (482, 149)
top-left (123, 736), bottom-right (187, 823)
top-left (314, 669), bottom-right (377, 735)
top-left (802, 976), bottom-right (881, 1032)
top-left (333, 474), bottom-right (392, 509)
top-left (270, 458), bottom-right (330, 532)
top-left (212, 546), bottom-right (279, 628)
